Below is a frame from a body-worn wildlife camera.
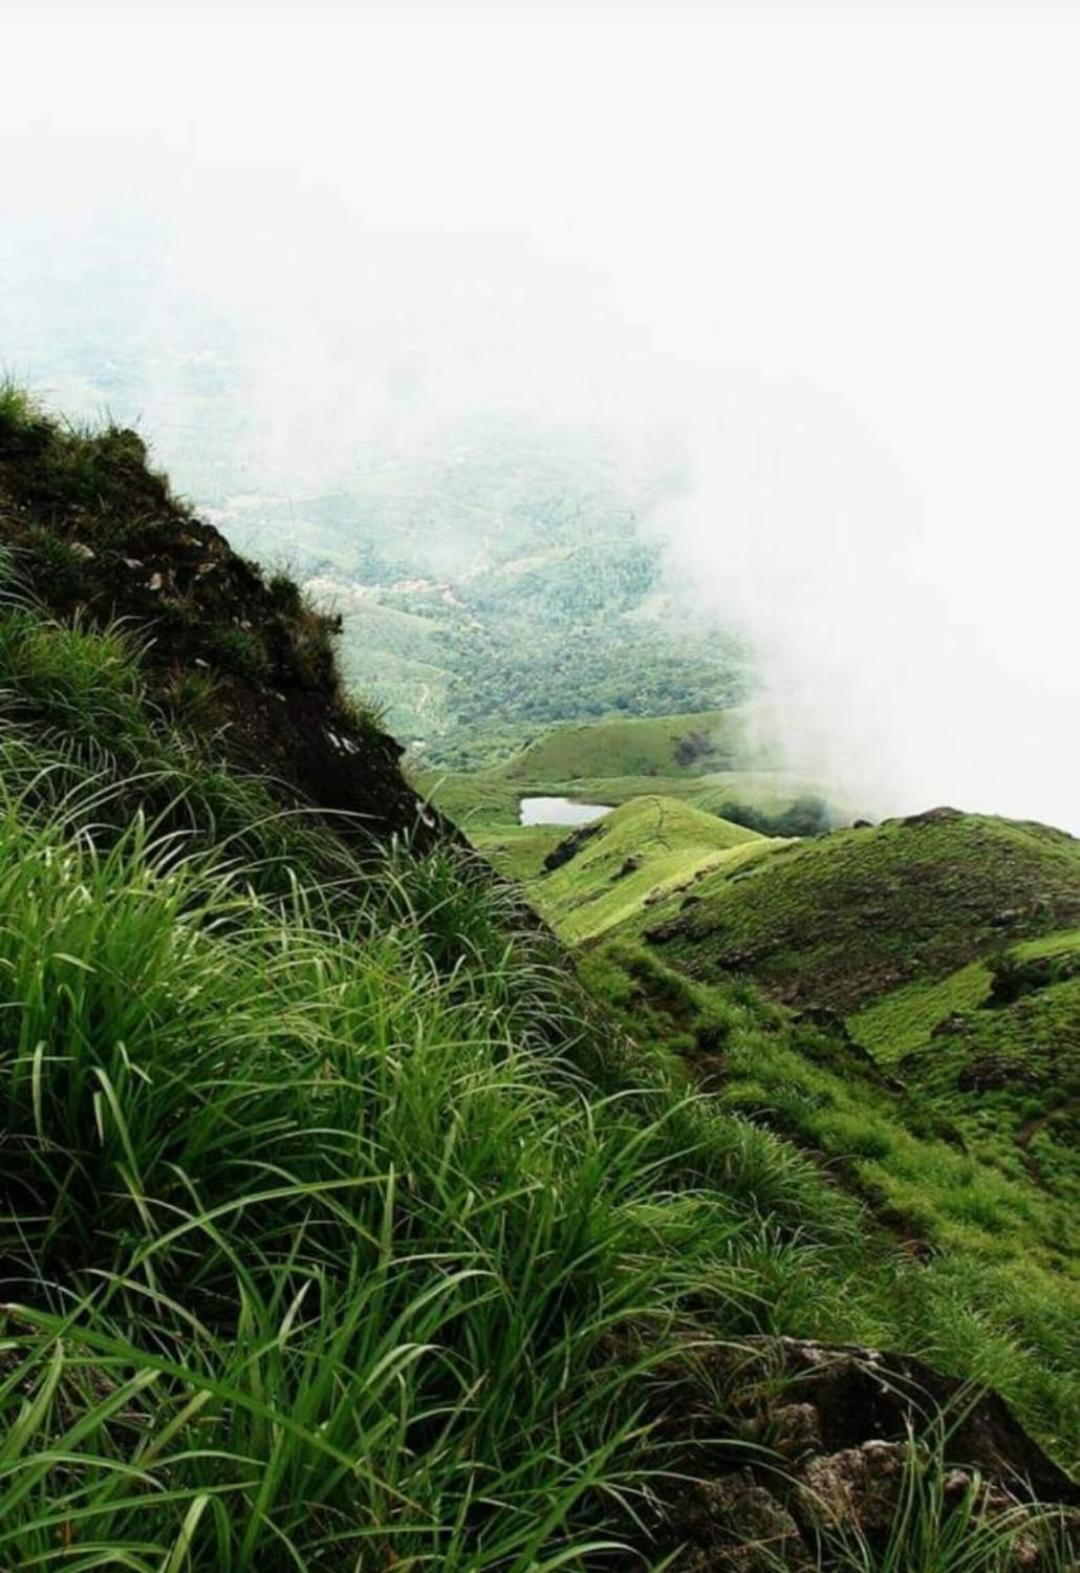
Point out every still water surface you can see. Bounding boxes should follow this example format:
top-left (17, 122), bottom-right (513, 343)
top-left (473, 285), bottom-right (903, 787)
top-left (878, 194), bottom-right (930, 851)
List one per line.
top-left (519, 796), bottom-right (613, 827)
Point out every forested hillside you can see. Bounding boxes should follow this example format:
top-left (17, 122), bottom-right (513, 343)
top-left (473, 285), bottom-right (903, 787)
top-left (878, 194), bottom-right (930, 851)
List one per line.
top-left (299, 425), bottom-right (750, 766)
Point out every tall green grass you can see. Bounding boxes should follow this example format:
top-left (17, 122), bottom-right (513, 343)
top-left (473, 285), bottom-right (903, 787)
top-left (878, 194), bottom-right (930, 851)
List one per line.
top-left (0, 654), bottom-right (828, 1563)
top-left (0, 781), bottom-right (707, 1566)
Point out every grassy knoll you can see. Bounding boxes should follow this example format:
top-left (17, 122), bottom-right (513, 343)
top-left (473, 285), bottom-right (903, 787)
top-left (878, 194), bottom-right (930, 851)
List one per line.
top-left (528, 796), bottom-right (776, 943)
top-left (415, 752), bottom-right (804, 938)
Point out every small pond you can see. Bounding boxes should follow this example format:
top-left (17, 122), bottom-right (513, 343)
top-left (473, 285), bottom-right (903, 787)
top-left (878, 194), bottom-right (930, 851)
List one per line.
top-left (518, 796), bottom-right (613, 828)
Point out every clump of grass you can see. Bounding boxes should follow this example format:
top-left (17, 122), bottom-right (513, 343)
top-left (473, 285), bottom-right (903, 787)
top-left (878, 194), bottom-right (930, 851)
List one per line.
top-left (337, 686), bottom-right (389, 737)
top-left (267, 567), bottom-right (304, 617)
top-left (0, 589), bottom-right (357, 888)
top-left (291, 603), bottom-right (341, 690)
top-left (208, 621), bottom-right (267, 678)
top-left (17, 526), bottom-right (92, 600)
top-left (0, 377), bottom-right (41, 435)
top-left (25, 421), bottom-right (149, 516)
top-left (0, 604), bottom-right (150, 752)
top-left (814, 1421), bottom-right (1076, 1572)
top-left (159, 665), bottom-right (222, 733)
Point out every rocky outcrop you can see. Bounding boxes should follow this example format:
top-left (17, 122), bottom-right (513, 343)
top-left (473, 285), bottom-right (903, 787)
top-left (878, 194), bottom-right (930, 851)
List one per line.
top-left (541, 818), bottom-right (606, 872)
top-left (620, 1336), bottom-right (1078, 1570)
top-left (0, 417), bottom-right (439, 849)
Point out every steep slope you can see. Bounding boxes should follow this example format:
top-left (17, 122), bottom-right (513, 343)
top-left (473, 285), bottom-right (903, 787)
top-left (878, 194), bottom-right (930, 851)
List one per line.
top-left (845, 929), bottom-right (1080, 1217)
top-left (899, 969), bottom-right (1080, 1199)
top-left (575, 940), bottom-right (1080, 1468)
top-left (0, 387), bottom-right (430, 846)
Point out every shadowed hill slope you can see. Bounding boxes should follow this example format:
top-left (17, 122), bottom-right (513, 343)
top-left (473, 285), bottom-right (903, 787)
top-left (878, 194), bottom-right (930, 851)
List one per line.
top-left (0, 386), bottom-right (432, 847)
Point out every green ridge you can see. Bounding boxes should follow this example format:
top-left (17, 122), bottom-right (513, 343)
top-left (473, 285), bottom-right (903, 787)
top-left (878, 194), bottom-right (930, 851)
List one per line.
top-left (499, 706), bottom-right (768, 781)
top-left (529, 795), bottom-right (775, 942)
top-left (643, 809), bottom-right (1080, 1014)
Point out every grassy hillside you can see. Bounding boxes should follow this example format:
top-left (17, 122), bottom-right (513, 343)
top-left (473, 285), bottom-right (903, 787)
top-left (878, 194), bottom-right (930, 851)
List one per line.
top-left (899, 971), bottom-right (1079, 1198)
top-left (1, 391), bottom-right (1075, 1568)
top-left (525, 796), bottom-right (776, 943)
top-left (579, 938), bottom-right (1080, 1467)
top-left (850, 927), bottom-right (1080, 1215)
top-left (527, 792), bottom-right (1080, 1469)
top-left (499, 707), bottom-right (770, 782)
top-left (644, 808), bottom-right (1080, 1013)
top-left (620, 808), bottom-right (1080, 1282)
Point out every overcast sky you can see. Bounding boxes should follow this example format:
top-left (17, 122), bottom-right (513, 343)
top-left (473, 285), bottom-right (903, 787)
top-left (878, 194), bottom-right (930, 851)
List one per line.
top-left (3, 1), bottom-right (1078, 827)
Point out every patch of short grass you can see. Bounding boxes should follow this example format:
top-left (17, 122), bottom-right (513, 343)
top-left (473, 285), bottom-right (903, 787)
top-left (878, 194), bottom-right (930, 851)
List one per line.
top-left (849, 962), bottom-right (993, 1062)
